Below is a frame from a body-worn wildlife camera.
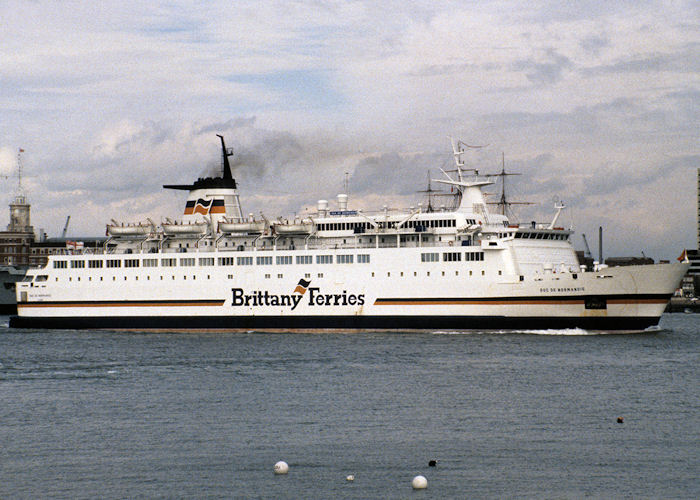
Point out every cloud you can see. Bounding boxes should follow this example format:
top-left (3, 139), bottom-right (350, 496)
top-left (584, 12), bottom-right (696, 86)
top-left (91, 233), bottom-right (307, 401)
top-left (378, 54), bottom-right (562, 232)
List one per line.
top-left (579, 34), bottom-right (611, 55)
top-left (511, 49), bottom-right (573, 85)
top-left (581, 46), bottom-right (700, 77)
top-left (0, 0), bottom-right (696, 258)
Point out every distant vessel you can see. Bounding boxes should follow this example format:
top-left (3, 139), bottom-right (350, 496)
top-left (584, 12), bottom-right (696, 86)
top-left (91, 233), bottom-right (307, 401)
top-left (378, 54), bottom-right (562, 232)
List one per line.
top-left (0, 266), bottom-right (26, 314)
top-left (11, 136), bottom-right (688, 331)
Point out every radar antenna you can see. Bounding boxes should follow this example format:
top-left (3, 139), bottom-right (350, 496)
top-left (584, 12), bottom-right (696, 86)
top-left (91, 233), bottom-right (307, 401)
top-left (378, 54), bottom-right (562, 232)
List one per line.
top-left (448, 136), bottom-right (487, 181)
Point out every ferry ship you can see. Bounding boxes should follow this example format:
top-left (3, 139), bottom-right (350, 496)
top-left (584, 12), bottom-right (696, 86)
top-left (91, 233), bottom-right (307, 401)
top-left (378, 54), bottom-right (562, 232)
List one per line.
top-left (10, 136), bottom-right (688, 331)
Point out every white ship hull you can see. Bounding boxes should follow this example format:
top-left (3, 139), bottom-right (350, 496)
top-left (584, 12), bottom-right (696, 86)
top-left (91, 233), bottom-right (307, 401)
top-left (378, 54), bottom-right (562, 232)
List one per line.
top-left (11, 247), bottom-right (687, 331)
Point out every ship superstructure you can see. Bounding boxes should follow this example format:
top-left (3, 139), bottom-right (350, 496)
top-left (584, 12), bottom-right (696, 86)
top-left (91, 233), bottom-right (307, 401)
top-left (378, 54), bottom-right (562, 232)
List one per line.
top-left (11, 136), bottom-right (688, 331)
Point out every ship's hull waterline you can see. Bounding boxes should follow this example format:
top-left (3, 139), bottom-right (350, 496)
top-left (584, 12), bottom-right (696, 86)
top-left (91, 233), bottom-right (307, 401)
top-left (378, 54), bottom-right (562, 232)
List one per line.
top-left (8, 314), bottom-right (667, 332)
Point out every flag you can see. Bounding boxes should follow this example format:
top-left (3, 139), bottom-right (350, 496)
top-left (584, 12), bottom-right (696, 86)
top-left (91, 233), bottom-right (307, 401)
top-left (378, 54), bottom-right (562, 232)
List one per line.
top-left (193, 198), bottom-right (213, 215)
top-left (294, 278), bottom-right (311, 294)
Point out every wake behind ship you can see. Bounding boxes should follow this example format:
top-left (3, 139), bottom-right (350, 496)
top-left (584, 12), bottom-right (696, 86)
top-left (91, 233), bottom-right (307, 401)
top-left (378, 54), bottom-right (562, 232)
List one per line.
top-left (11, 136), bottom-right (688, 331)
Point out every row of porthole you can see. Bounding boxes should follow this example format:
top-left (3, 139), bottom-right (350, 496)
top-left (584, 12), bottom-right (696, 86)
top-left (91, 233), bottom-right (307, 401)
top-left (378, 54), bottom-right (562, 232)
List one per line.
top-left (58, 268), bottom-right (504, 283)
top-left (370, 270), bottom-right (502, 278)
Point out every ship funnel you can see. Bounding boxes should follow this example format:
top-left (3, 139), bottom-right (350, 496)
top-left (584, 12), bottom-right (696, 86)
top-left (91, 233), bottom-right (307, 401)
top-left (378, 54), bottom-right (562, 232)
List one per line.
top-left (337, 194), bottom-right (348, 211)
top-left (216, 134), bottom-right (233, 181)
top-left (317, 200), bottom-right (328, 217)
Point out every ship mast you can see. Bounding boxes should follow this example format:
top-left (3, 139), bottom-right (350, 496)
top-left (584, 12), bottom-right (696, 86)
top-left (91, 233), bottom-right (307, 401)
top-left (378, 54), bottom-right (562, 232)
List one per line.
top-left (433, 138), bottom-right (487, 206)
top-left (433, 138), bottom-right (493, 216)
top-left (487, 153), bottom-right (533, 221)
top-left (417, 172), bottom-right (443, 212)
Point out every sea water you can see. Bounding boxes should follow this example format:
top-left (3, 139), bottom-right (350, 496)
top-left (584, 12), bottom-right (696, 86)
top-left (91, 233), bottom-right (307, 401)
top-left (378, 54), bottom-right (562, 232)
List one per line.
top-left (1, 314), bottom-right (698, 499)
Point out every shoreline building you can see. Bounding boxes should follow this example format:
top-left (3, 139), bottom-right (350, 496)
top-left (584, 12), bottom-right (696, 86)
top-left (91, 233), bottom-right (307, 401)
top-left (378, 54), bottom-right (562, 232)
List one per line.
top-left (680, 168), bottom-right (700, 296)
top-left (1, 151), bottom-right (104, 313)
top-left (0, 194), bottom-right (34, 267)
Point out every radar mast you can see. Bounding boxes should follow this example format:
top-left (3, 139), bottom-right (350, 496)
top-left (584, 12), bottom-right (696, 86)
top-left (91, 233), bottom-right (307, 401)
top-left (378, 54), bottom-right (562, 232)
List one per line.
top-left (487, 153), bottom-right (534, 222)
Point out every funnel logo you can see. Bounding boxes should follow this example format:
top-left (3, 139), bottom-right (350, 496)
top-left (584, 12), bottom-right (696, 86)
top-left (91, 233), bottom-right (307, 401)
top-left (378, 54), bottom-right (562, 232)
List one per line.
top-left (184, 198), bottom-right (226, 215)
top-left (294, 278), bottom-right (311, 295)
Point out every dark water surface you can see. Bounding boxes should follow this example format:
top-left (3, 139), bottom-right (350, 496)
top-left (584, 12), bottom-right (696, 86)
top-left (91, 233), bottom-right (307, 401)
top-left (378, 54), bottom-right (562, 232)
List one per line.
top-left (1, 315), bottom-right (698, 499)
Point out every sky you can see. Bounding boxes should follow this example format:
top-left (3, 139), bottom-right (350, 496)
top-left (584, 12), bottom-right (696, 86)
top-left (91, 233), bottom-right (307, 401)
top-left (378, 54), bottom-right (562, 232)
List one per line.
top-left (0, 0), bottom-right (698, 260)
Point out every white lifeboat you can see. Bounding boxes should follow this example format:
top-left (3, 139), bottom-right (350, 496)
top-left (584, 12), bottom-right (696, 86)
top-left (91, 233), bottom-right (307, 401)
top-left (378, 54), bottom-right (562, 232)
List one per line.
top-left (219, 219), bottom-right (266, 234)
top-left (106, 221), bottom-right (153, 237)
top-left (162, 221), bottom-right (208, 235)
top-left (273, 219), bottom-right (314, 234)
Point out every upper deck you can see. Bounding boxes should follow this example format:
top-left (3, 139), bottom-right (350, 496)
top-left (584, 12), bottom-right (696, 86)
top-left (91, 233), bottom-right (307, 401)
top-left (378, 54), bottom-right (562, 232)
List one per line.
top-left (61, 135), bottom-right (576, 274)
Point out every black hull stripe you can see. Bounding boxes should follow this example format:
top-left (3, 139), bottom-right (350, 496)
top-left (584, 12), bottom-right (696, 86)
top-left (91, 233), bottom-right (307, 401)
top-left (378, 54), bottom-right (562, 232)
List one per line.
top-left (10, 314), bottom-right (662, 331)
top-left (374, 293), bottom-right (671, 305)
top-left (18, 299), bottom-right (225, 308)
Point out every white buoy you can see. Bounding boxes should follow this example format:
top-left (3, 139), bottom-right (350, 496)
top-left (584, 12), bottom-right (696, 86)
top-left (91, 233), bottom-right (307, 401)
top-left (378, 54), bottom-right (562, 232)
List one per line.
top-left (346, 474), bottom-right (355, 482)
top-left (412, 475), bottom-right (428, 489)
top-left (274, 461), bottom-right (289, 475)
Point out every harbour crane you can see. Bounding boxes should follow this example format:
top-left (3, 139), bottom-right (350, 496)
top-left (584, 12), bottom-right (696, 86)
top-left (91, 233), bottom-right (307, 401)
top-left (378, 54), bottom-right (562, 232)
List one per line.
top-left (581, 233), bottom-right (592, 258)
top-left (61, 215), bottom-right (71, 238)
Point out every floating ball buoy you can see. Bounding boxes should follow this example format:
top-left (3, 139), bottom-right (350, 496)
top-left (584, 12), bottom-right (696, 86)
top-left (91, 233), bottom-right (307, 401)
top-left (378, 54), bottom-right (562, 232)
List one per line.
top-left (428, 459), bottom-right (437, 467)
top-left (617, 417), bottom-right (624, 424)
top-left (412, 475), bottom-right (428, 489)
top-left (274, 461), bottom-right (289, 474)
top-left (346, 474), bottom-right (355, 482)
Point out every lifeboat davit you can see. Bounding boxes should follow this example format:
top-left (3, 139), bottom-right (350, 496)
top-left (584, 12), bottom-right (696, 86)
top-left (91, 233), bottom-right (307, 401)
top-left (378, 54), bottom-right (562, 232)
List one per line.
top-left (162, 221), bottom-right (208, 235)
top-left (106, 221), bottom-right (153, 237)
